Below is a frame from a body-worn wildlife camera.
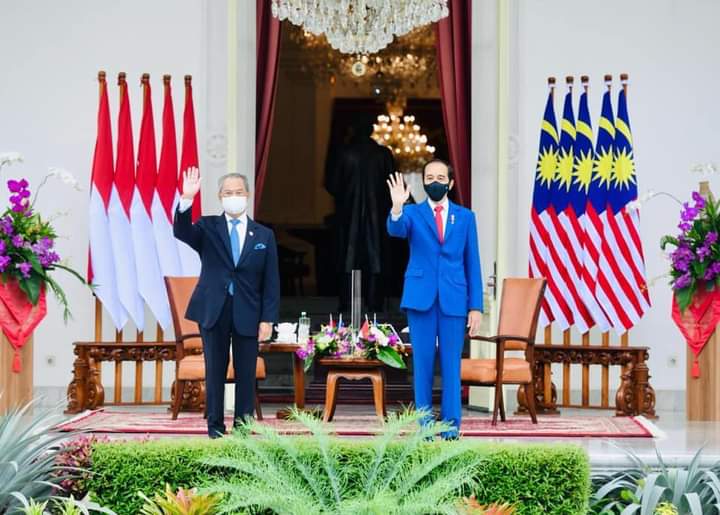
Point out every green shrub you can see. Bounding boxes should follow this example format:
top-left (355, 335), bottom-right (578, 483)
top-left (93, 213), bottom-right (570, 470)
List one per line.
top-left (201, 411), bottom-right (488, 514)
top-left (87, 423), bottom-right (589, 515)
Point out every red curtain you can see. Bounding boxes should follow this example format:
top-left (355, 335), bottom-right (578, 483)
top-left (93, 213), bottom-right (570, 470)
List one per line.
top-left (255, 0), bottom-right (281, 212)
top-left (436, 0), bottom-right (472, 207)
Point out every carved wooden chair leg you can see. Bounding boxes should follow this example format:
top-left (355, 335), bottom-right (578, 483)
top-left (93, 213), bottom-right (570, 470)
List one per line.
top-left (255, 380), bottom-right (263, 421)
top-left (498, 385), bottom-right (507, 422)
top-left (492, 382), bottom-right (503, 426)
top-left (172, 380), bottom-right (185, 420)
top-left (525, 379), bottom-right (538, 424)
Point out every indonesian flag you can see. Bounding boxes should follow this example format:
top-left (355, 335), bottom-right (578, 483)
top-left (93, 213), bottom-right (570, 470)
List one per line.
top-left (152, 75), bottom-right (183, 277)
top-left (88, 71), bottom-right (127, 330)
top-left (177, 75), bottom-right (201, 276)
top-left (107, 73), bottom-right (144, 330)
top-left (133, 75), bottom-right (170, 329)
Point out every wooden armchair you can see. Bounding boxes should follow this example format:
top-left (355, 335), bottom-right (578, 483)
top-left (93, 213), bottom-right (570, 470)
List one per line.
top-left (164, 277), bottom-right (266, 420)
top-left (461, 278), bottom-right (547, 425)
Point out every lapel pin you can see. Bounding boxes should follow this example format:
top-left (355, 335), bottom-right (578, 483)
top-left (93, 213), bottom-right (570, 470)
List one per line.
top-left (249, 231), bottom-right (254, 236)
top-left (450, 214), bottom-right (455, 225)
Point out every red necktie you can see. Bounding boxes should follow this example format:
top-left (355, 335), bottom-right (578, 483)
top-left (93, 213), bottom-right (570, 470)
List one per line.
top-left (434, 205), bottom-right (444, 244)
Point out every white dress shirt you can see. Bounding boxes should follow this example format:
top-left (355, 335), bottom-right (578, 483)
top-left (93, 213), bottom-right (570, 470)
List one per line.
top-left (391, 197), bottom-right (449, 237)
top-left (178, 198), bottom-right (248, 255)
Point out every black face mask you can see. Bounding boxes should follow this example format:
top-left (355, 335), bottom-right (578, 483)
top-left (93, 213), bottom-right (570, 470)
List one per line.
top-left (424, 181), bottom-right (450, 202)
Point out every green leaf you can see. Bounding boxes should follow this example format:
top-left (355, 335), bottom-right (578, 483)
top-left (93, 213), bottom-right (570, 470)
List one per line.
top-left (676, 287), bottom-right (694, 312)
top-left (52, 263), bottom-right (88, 285)
top-left (28, 253), bottom-right (43, 274)
top-left (377, 347), bottom-right (406, 369)
top-left (660, 235), bottom-right (680, 250)
top-left (19, 276), bottom-right (41, 305)
top-left (304, 355), bottom-right (314, 373)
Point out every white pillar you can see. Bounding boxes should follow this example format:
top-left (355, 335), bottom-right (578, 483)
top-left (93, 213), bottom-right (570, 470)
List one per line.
top-left (202, 0), bottom-right (230, 214)
top-left (468, 0), bottom-right (520, 411)
top-left (220, 0), bottom-right (257, 411)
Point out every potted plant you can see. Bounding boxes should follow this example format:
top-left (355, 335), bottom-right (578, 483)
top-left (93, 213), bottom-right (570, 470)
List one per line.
top-left (661, 188), bottom-right (720, 379)
top-left (0, 153), bottom-right (87, 411)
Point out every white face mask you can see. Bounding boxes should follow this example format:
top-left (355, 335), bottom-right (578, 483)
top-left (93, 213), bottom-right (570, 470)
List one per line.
top-left (222, 195), bottom-right (247, 216)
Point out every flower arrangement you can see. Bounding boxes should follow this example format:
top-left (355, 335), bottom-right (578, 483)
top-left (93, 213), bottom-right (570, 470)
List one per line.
top-left (295, 322), bottom-right (408, 371)
top-left (660, 190), bottom-right (720, 311)
top-left (0, 153), bottom-right (86, 319)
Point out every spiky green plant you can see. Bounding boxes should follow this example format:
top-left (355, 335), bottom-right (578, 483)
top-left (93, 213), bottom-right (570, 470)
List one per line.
top-left (0, 397), bottom-right (79, 513)
top-left (14, 495), bottom-right (49, 515)
top-left (590, 446), bottom-right (720, 514)
top-left (201, 409), bottom-right (488, 514)
top-left (13, 492), bottom-right (116, 515)
top-left (138, 484), bottom-right (221, 515)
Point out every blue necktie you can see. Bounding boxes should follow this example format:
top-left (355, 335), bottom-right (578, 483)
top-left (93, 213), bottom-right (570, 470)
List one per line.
top-left (229, 219), bottom-right (241, 295)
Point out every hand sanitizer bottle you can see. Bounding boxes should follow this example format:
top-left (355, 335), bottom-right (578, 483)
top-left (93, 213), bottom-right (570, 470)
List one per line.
top-left (298, 311), bottom-right (310, 344)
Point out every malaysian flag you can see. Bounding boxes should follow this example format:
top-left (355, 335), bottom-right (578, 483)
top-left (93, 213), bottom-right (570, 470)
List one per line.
top-left (543, 81), bottom-right (593, 333)
top-left (529, 81), bottom-right (573, 329)
top-left (575, 81), bottom-right (611, 331)
top-left (584, 79), bottom-right (649, 333)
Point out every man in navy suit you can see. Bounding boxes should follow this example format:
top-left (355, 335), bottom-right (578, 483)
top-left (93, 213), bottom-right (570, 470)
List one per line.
top-left (387, 160), bottom-right (483, 438)
top-left (174, 167), bottom-right (280, 438)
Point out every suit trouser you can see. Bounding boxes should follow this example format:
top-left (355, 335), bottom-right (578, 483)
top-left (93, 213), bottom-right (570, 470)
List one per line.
top-left (407, 297), bottom-right (466, 434)
top-left (200, 295), bottom-right (258, 437)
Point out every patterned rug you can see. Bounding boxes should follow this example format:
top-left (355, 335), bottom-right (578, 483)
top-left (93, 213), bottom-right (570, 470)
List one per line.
top-left (57, 410), bottom-right (657, 438)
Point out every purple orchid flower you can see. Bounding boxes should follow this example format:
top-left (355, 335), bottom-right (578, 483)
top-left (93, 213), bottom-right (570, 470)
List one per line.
top-left (674, 273), bottom-right (692, 289)
top-left (16, 262), bottom-right (31, 278)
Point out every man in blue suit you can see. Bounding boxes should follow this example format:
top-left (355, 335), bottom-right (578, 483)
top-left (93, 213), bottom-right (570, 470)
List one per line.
top-left (174, 167), bottom-right (280, 438)
top-left (386, 160), bottom-right (483, 438)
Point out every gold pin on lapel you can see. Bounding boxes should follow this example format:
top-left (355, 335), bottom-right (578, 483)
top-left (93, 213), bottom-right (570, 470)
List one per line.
top-left (249, 231), bottom-right (254, 236)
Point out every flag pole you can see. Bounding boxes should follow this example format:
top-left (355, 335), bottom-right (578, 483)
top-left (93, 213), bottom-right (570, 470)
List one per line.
top-left (561, 75), bottom-right (574, 406)
top-left (542, 75), bottom-right (556, 409)
top-left (141, 73), bottom-right (150, 110)
top-left (94, 70), bottom-right (106, 344)
top-left (137, 73), bottom-right (153, 344)
top-left (581, 75), bottom-right (589, 93)
top-left (115, 72), bottom-right (126, 347)
top-left (619, 73), bottom-right (630, 348)
top-left (620, 72), bottom-right (629, 96)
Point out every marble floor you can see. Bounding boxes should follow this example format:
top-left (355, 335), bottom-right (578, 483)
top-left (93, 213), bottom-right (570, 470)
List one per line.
top-left (66, 402), bottom-right (720, 471)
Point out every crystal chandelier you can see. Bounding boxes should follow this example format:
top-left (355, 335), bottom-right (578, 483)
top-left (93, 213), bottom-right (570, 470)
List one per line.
top-left (271, 0), bottom-right (449, 54)
top-left (287, 24), bottom-right (437, 97)
top-left (372, 100), bottom-right (435, 173)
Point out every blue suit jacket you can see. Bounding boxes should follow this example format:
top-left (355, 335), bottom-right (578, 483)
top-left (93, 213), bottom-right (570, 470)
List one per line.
top-left (387, 201), bottom-right (483, 316)
top-left (173, 208), bottom-right (280, 336)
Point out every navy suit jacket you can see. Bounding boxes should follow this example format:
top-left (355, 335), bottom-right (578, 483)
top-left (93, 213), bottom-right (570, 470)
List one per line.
top-left (387, 200), bottom-right (483, 316)
top-left (173, 208), bottom-right (280, 336)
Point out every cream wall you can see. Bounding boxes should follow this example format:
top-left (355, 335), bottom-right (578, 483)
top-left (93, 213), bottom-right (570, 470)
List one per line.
top-left (507, 0), bottom-right (720, 393)
top-left (0, 0), bottom-right (256, 390)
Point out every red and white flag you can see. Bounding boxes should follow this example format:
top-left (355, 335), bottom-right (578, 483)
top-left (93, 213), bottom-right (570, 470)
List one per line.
top-left (108, 73), bottom-right (144, 330)
top-left (133, 75), bottom-right (170, 329)
top-left (177, 75), bottom-right (201, 276)
top-left (88, 72), bottom-right (127, 330)
top-left (152, 75), bottom-right (183, 277)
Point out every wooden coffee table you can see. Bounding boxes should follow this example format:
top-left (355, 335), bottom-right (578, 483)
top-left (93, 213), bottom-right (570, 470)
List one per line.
top-left (317, 357), bottom-right (387, 422)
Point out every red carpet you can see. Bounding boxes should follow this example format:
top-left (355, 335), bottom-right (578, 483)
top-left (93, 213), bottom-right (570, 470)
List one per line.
top-left (57, 409), bottom-right (655, 438)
